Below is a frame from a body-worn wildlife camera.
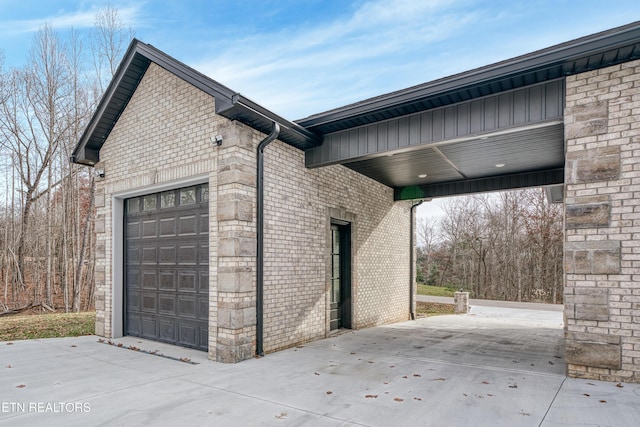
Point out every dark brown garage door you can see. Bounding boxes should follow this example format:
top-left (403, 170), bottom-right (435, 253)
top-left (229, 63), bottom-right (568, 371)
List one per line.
top-left (125, 184), bottom-right (209, 351)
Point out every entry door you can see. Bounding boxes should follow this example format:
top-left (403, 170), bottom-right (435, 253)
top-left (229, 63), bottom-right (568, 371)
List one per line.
top-left (330, 222), bottom-right (351, 330)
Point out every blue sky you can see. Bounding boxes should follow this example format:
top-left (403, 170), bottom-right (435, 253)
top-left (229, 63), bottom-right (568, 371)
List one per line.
top-left (1, 0), bottom-right (639, 218)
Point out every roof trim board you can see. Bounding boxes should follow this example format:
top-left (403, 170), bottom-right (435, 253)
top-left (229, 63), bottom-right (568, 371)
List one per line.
top-left (296, 21), bottom-right (640, 134)
top-left (71, 39), bottom-right (320, 166)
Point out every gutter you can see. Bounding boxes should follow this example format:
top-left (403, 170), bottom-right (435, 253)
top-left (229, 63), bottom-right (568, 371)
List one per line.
top-left (409, 201), bottom-right (424, 320)
top-left (256, 122), bottom-right (281, 357)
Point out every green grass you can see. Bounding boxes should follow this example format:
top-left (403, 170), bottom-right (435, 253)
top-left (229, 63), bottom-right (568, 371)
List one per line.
top-left (415, 301), bottom-right (455, 317)
top-left (417, 284), bottom-right (458, 297)
top-left (0, 312), bottom-right (95, 341)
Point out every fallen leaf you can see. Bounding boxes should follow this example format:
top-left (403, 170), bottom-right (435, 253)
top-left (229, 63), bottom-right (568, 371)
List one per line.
top-left (583, 394), bottom-right (590, 397)
top-left (389, 365), bottom-right (395, 368)
top-left (599, 400), bottom-right (607, 403)
top-left (314, 372), bottom-right (320, 376)
top-left (509, 384), bottom-right (518, 389)
top-left (98, 339), bottom-right (105, 343)
top-left (6, 342), bottom-right (13, 345)
top-left (616, 383), bottom-right (624, 388)
top-left (326, 391), bottom-right (333, 395)
top-left (16, 384), bottom-right (26, 388)
top-left (179, 357), bottom-right (191, 363)
top-left (402, 375), bottom-right (408, 379)
top-left (365, 395), bottom-right (378, 399)
top-left (117, 343), bottom-right (123, 347)
top-left (6, 364), bottom-right (12, 368)
top-left (487, 394), bottom-right (494, 397)
top-left (463, 393), bottom-right (468, 397)
top-left (414, 397), bottom-right (422, 401)
top-left (548, 361), bottom-right (554, 365)
top-left (350, 352), bottom-right (356, 355)
top-left (586, 382), bottom-right (595, 386)
top-left (383, 382), bottom-right (389, 385)
top-left (274, 412), bottom-right (287, 419)
top-left (394, 397), bottom-right (403, 402)
top-left (482, 381), bottom-right (490, 385)
top-left (70, 345), bottom-right (77, 348)
top-left (413, 374), bottom-right (421, 377)
top-left (432, 378), bottom-right (446, 381)
top-left (519, 410), bottom-right (530, 417)
top-left (367, 361), bottom-right (375, 364)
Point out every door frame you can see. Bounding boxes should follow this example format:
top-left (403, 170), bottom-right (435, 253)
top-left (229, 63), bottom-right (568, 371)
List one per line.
top-left (327, 209), bottom-right (355, 334)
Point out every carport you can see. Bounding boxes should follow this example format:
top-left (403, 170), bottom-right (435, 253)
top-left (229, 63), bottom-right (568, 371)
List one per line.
top-left (296, 21), bottom-right (640, 383)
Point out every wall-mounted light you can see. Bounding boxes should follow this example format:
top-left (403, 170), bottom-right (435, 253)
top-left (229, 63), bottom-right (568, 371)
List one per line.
top-left (94, 168), bottom-right (105, 178)
top-left (210, 135), bottom-right (223, 146)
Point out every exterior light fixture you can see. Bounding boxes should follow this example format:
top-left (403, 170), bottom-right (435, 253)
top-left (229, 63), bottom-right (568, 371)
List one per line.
top-left (418, 174), bottom-right (427, 178)
top-left (210, 135), bottom-right (223, 146)
top-left (495, 163), bottom-right (505, 168)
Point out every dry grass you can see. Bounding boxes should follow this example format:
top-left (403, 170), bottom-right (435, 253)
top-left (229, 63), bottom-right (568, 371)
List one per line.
top-left (0, 312), bottom-right (95, 341)
top-left (415, 301), bottom-right (455, 317)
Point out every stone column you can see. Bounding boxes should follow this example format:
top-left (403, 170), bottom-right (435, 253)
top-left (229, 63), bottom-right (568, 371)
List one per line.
top-left (215, 121), bottom-right (258, 362)
top-left (564, 60), bottom-right (640, 383)
top-left (453, 291), bottom-right (469, 314)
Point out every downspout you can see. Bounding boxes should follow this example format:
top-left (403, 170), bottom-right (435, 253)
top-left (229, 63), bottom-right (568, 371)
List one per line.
top-left (256, 122), bottom-right (280, 357)
top-left (409, 201), bottom-right (424, 320)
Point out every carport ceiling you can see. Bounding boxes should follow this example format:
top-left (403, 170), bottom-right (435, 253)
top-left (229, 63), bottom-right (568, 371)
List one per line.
top-left (344, 122), bottom-right (564, 189)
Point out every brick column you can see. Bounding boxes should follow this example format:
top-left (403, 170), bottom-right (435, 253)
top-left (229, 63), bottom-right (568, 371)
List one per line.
top-left (215, 121), bottom-right (258, 362)
top-left (564, 60), bottom-right (640, 382)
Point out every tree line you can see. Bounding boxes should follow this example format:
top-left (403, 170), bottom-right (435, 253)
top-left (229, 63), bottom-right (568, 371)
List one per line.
top-left (0, 6), bottom-right (132, 313)
top-left (416, 189), bottom-right (564, 304)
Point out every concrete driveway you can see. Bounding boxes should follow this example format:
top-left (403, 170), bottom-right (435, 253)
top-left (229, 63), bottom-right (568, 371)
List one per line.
top-left (1, 303), bottom-right (638, 426)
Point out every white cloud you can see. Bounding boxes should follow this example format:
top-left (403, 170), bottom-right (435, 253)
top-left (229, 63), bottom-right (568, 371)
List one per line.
top-left (0, 5), bottom-right (141, 36)
top-left (189, 0), bottom-right (479, 118)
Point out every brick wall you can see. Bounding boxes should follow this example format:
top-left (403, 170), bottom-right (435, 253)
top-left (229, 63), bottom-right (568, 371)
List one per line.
top-left (564, 59), bottom-right (640, 382)
top-left (262, 139), bottom-right (411, 353)
top-left (93, 62), bottom-right (412, 361)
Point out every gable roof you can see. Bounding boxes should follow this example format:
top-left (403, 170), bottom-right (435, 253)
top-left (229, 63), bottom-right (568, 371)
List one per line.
top-left (296, 20), bottom-right (640, 134)
top-left (71, 39), bottom-right (321, 166)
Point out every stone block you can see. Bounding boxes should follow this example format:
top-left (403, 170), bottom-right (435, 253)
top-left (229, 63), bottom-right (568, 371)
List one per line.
top-left (453, 292), bottom-right (469, 314)
top-left (95, 317), bottom-right (105, 336)
top-left (94, 187), bottom-right (105, 208)
top-left (565, 119), bottom-right (608, 139)
top-left (217, 200), bottom-right (253, 222)
top-left (565, 203), bottom-right (610, 229)
top-left (565, 241), bottom-right (621, 274)
top-left (218, 267), bottom-right (253, 292)
top-left (95, 293), bottom-right (105, 311)
top-left (218, 237), bottom-right (256, 257)
top-left (565, 340), bottom-right (621, 370)
top-left (566, 146), bottom-right (620, 183)
top-left (575, 304), bottom-right (609, 321)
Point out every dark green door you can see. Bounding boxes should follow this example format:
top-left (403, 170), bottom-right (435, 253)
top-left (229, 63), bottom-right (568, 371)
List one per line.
top-left (330, 222), bottom-right (351, 331)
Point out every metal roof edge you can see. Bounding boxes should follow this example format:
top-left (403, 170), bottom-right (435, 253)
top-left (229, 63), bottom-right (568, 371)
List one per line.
top-left (296, 20), bottom-right (640, 129)
top-left (72, 39), bottom-right (320, 165)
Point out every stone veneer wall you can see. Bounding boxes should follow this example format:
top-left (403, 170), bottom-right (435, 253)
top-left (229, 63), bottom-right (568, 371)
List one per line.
top-left (93, 62), bottom-right (412, 362)
top-left (564, 59), bottom-right (640, 382)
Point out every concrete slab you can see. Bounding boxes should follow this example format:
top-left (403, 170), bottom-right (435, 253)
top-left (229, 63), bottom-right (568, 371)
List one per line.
top-left (1, 303), bottom-right (637, 426)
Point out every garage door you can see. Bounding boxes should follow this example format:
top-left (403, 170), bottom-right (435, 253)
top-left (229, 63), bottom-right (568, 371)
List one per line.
top-left (124, 184), bottom-right (209, 351)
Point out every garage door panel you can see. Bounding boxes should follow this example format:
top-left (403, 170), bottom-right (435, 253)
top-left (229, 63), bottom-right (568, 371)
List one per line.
top-left (159, 271), bottom-right (176, 290)
top-left (159, 294), bottom-right (177, 315)
top-left (178, 215), bottom-right (197, 235)
top-left (126, 220), bottom-right (141, 239)
top-left (141, 293), bottom-right (157, 313)
top-left (141, 271), bottom-right (157, 290)
top-left (177, 245), bottom-right (197, 265)
top-left (125, 184), bottom-right (208, 351)
top-left (159, 246), bottom-right (176, 264)
top-left (160, 217), bottom-right (176, 236)
top-left (199, 213), bottom-right (208, 234)
top-left (178, 295), bottom-right (196, 318)
top-left (141, 316), bottom-right (157, 338)
top-left (142, 245), bottom-right (157, 264)
top-left (158, 319), bottom-right (176, 341)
